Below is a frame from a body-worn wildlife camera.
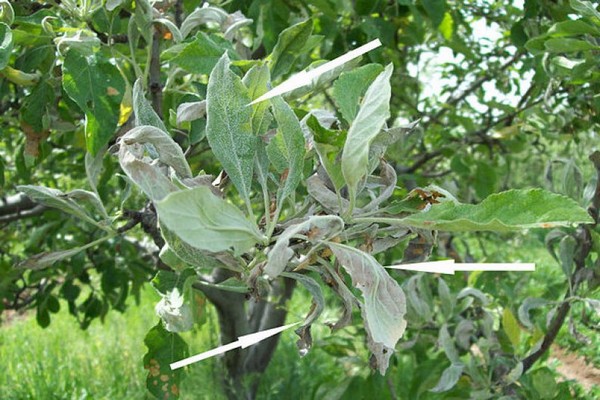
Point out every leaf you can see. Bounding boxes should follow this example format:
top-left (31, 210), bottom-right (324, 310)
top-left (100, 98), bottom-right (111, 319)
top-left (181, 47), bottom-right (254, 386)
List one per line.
top-left (544, 38), bottom-right (600, 52)
top-left (143, 322), bottom-right (189, 399)
top-left (152, 269), bottom-right (197, 332)
top-left (118, 150), bottom-right (177, 201)
top-left (438, 277), bottom-right (454, 319)
top-left (341, 64), bottom-right (393, 211)
top-left (264, 216), bottom-right (344, 278)
top-left (329, 243), bottom-right (407, 374)
top-left (438, 12), bottom-right (454, 40)
top-left (20, 80), bottom-right (53, 133)
top-left (306, 115), bottom-right (346, 192)
top-left (362, 161), bottom-right (397, 212)
top-left (85, 147), bottom-right (105, 194)
top-left (281, 272), bottom-right (325, 354)
top-left (438, 324), bottom-right (460, 363)
top-left (422, 0), bottom-right (446, 28)
top-left (0, 22), bottom-right (12, 70)
top-left (457, 287), bottom-right (490, 305)
top-left (17, 185), bottom-right (90, 222)
top-left (398, 189), bottom-right (593, 232)
top-left (156, 186), bottom-right (265, 256)
top-left (429, 363), bottom-right (464, 393)
top-left (180, 6), bottom-right (228, 38)
top-left (307, 174), bottom-right (352, 214)
top-left (333, 63), bottom-right (384, 124)
top-left (570, 0), bottom-right (600, 21)
top-left (518, 298), bottom-right (549, 329)
top-left (243, 64), bottom-right (272, 135)
top-left (154, 18), bottom-right (183, 43)
top-left (119, 125), bottom-right (192, 179)
top-left (547, 20), bottom-right (600, 37)
top-left (172, 32), bottom-right (236, 75)
top-left (206, 54), bottom-right (259, 208)
top-left (269, 19), bottom-right (313, 79)
top-left (62, 50), bottom-right (125, 155)
top-left (133, 78), bottom-right (167, 132)
top-left (18, 235), bottom-right (113, 270)
top-left (176, 101), bottom-right (206, 126)
top-left (559, 235), bottom-right (576, 277)
top-left (267, 96), bottom-right (306, 210)
top-left (502, 308), bottom-right (522, 349)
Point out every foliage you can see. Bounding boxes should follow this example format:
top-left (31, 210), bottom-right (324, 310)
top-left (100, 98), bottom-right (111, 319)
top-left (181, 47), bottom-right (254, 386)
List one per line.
top-left (1, 1), bottom-right (600, 399)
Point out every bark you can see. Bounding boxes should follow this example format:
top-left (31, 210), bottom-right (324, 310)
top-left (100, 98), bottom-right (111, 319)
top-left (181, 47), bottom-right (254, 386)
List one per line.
top-left (196, 269), bottom-right (296, 400)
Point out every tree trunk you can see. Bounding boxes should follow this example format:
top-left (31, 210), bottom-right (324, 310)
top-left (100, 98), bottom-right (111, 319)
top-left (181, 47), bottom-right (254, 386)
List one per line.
top-left (198, 269), bottom-right (296, 400)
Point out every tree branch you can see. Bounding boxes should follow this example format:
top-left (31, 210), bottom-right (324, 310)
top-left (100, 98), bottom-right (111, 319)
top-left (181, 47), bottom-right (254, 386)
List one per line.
top-left (149, 28), bottom-right (163, 118)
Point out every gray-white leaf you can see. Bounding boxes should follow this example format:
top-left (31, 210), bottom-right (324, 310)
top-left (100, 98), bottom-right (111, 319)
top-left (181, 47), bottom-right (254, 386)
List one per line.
top-left (429, 363), bottom-right (465, 393)
top-left (176, 101), bottom-right (207, 126)
top-left (156, 186), bottom-right (265, 256)
top-left (180, 6), bottom-right (228, 39)
top-left (518, 298), bottom-right (550, 329)
top-left (329, 243), bottom-right (407, 374)
top-left (264, 215), bottom-right (344, 278)
top-left (457, 287), bottom-right (490, 306)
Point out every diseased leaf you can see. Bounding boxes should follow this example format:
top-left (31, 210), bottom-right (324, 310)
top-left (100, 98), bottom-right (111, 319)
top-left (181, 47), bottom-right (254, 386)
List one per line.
top-left (398, 189), bottom-right (593, 232)
top-left (268, 96), bottom-right (305, 210)
top-left (457, 287), bottom-right (490, 305)
top-left (85, 147), bottom-right (105, 194)
top-left (329, 243), bottom-right (407, 374)
top-left (206, 54), bottom-right (259, 208)
top-left (307, 174), bottom-right (351, 214)
top-left (333, 63), bottom-right (384, 124)
top-left (62, 50), bottom-right (125, 155)
top-left (143, 322), bottom-right (189, 399)
top-left (154, 18), bottom-right (183, 43)
top-left (265, 216), bottom-right (344, 278)
top-left (152, 269), bottom-right (196, 332)
top-left (269, 19), bottom-right (313, 79)
top-left (118, 151), bottom-right (177, 201)
top-left (307, 115), bottom-right (346, 192)
top-left (17, 185), bottom-right (93, 223)
top-left (133, 78), bottom-right (167, 132)
top-left (180, 6), bottom-right (228, 38)
top-left (518, 298), bottom-right (549, 329)
top-left (341, 64), bottom-right (393, 212)
top-left (438, 324), bottom-right (460, 363)
top-left (119, 125), bottom-right (192, 179)
top-left (281, 272), bottom-right (325, 354)
top-left (176, 101), bottom-right (206, 126)
top-left (429, 363), bottom-right (464, 393)
top-left (156, 186), bottom-right (265, 256)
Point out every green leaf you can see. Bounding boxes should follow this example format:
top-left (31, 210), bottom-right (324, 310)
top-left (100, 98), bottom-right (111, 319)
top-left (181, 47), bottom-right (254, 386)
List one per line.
top-left (243, 64), bottom-right (272, 135)
top-left (206, 54), bottom-right (259, 209)
top-left (62, 50), bottom-right (125, 155)
top-left (329, 243), bottom-right (407, 374)
top-left (398, 189), bottom-right (593, 232)
top-left (474, 161), bottom-right (497, 199)
top-left (265, 215), bottom-right (344, 278)
top-left (333, 63), bottom-right (384, 124)
top-left (21, 80), bottom-right (53, 133)
top-left (547, 20), bottom-right (600, 37)
top-left (156, 186), bottom-right (265, 256)
top-left (143, 322), bottom-right (189, 399)
top-left (267, 96), bottom-right (306, 210)
top-left (307, 115), bottom-right (346, 191)
top-left (422, 0), bottom-right (446, 28)
top-left (429, 363), bottom-right (464, 393)
top-left (570, 0), bottom-right (600, 21)
top-left (269, 19), bottom-right (313, 79)
top-left (544, 38), bottom-right (600, 52)
top-left (438, 12), bottom-right (454, 40)
top-left (502, 308), bottom-right (521, 349)
top-left (341, 64), bottom-right (392, 211)
top-left (172, 32), bottom-right (236, 75)
top-left (133, 78), bottom-right (167, 132)
top-left (0, 22), bottom-right (12, 70)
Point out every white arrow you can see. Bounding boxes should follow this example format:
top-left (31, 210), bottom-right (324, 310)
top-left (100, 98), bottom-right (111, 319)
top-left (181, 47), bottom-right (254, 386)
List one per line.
top-left (248, 39), bottom-right (382, 106)
top-left (386, 260), bottom-right (535, 274)
top-left (170, 322), bottom-right (300, 370)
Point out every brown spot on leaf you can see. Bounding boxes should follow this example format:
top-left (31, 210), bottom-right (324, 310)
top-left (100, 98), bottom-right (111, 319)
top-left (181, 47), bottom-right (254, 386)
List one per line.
top-left (160, 374), bottom-right (170, 382)
top-left (21, 122), bottom-right (49, 158)
top-left (106, 86), bottom-right (120, 96)
top-left (171, 384), bottom-right (180, 396)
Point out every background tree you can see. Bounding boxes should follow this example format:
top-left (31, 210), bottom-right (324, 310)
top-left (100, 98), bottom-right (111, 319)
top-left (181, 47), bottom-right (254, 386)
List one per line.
top-left (1, 1), bottom-right (599, 399)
